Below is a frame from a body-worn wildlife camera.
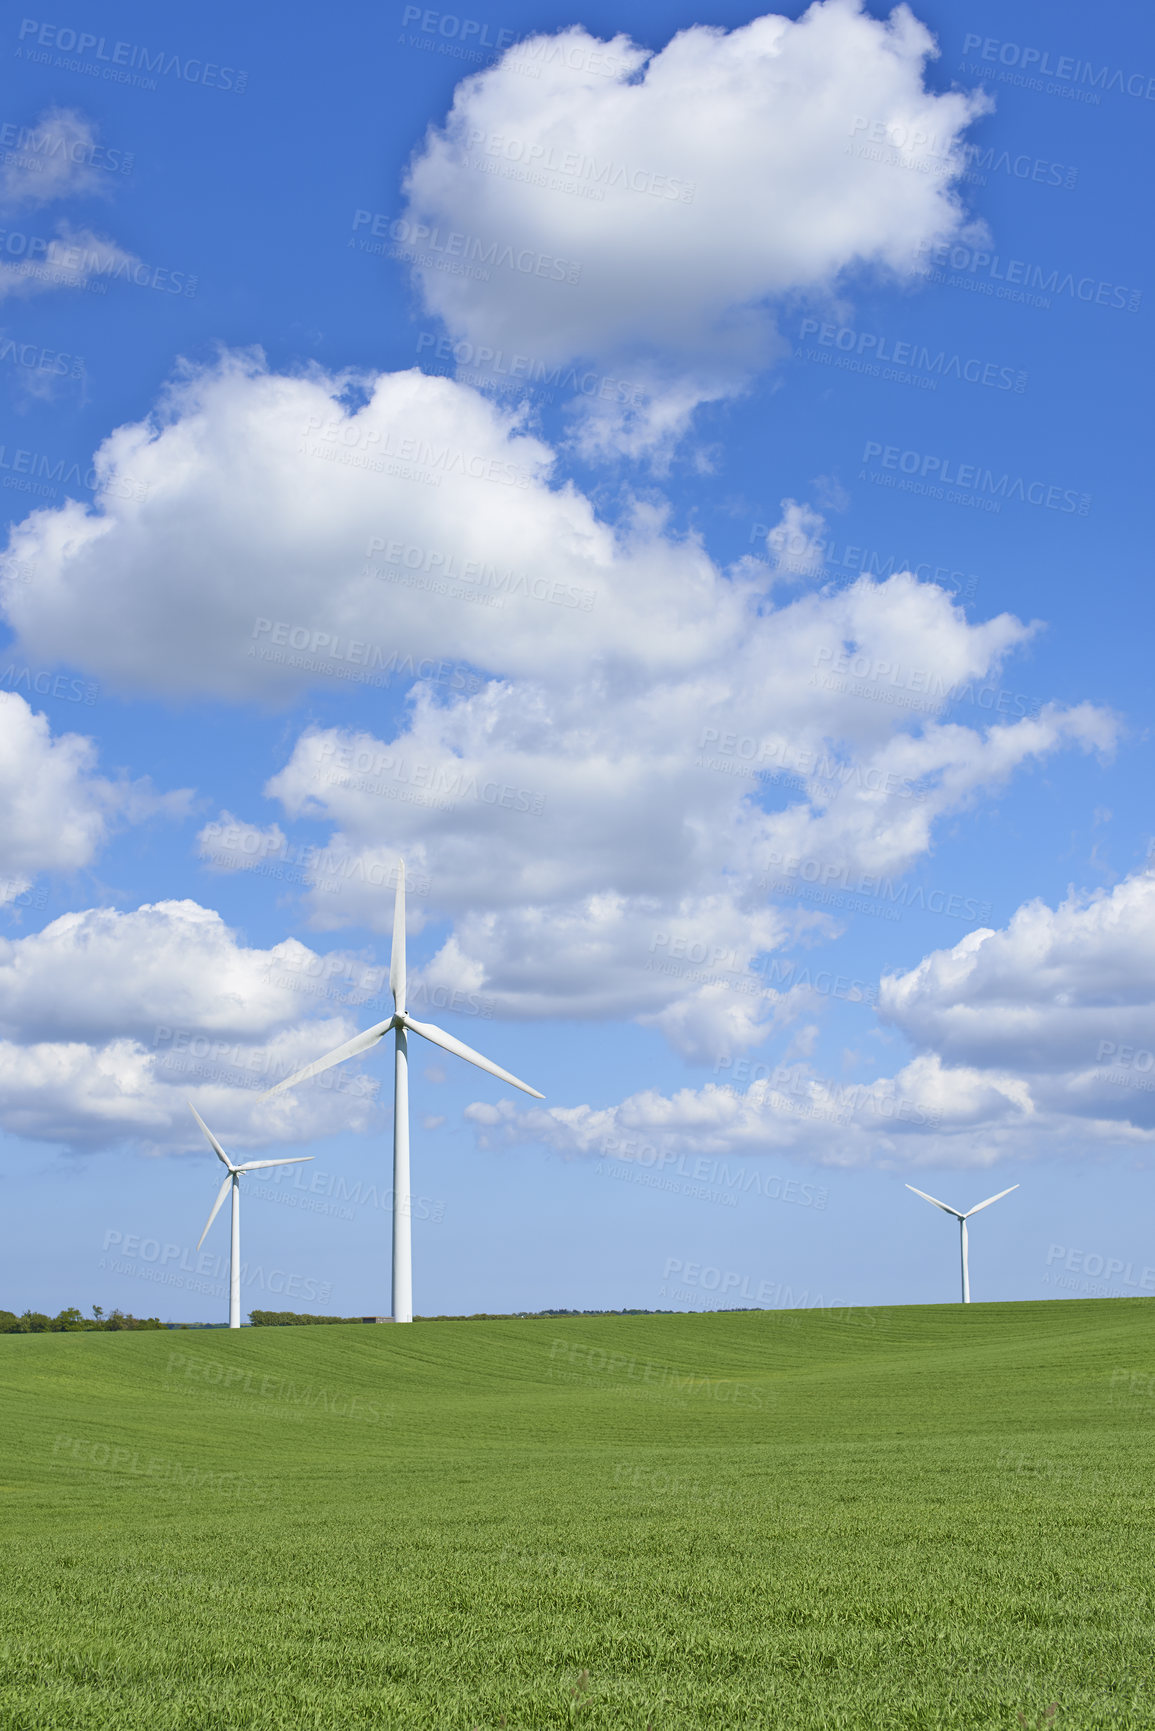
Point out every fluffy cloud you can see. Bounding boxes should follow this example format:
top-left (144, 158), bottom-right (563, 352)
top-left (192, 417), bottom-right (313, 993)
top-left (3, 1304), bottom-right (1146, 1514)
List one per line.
top-left (402, 0), bottom-right (986, 451)
top-left (0, 899), bottom-right (387, 1149)
top-left (481, 866), bottom-right (1155, 1176)
top-left (0, 353), bottom-right (742, 699)
top-left (259, 674), bottom-right (1111, 1051)
top-left (463, 1050), bottom-right (1012, 1170)
top-left (445, 864), bottom-right (1155, 1171)
top-left (0, 224), bottom-right (139, 301)
top-left (0, 690), bottom-right (181, 904)
top-left (0, 108), bottom-right (111, 206)
top-left (880, 870), bottom-right (1155, 1130)
top-left (0, 351), bottom-right (1116, 1060)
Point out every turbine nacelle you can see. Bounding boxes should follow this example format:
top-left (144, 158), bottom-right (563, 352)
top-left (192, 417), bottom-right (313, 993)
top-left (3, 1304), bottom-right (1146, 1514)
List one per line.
top-left (189, 1103), bottom-right (313, 1291)
top-left (905, 1183), bottom-right (1019, 1222)
top-left (905, 1182), bottom-right (1019, 1304)
top-left (258, 857), bottom-right (544, 1320)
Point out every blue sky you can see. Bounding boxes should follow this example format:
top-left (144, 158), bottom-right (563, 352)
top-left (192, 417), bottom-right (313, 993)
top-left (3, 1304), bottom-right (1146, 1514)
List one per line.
top-left (1, 0), bottom-right (1153, 1323)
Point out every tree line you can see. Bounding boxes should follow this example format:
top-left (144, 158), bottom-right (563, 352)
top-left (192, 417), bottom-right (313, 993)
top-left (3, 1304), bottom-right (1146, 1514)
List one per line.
top-left (0, 1306), bottom-right (163, 1332)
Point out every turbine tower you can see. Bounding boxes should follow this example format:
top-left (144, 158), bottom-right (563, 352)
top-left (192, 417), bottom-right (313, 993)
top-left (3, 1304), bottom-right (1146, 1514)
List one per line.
top-left (905, 1183), bottom-right (1019, 1304)
top-left (189, 1103), bottom-right (313, 1328)
top-left (263, 860), bottom-right (543, 1323)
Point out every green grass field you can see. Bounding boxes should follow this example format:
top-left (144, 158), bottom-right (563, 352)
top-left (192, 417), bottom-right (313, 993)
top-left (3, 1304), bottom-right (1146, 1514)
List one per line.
top-left (2, 1299), bottom-right (1153, 1729)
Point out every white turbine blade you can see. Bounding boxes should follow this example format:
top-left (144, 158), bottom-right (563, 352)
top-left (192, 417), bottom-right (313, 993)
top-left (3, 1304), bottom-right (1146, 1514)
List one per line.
top-left (188, 1101), bottom-right (235, 1171)
top-left (390, 859), bottom-right (406, 1015)
top-left (260, 1019), bottom-right (394, 1099)
top-left (402, 1013), bottom-right (544, 1098)
top-left (964, 1184), bottom-right (1020, 1218)
top-left (197, 1173), bottom-right (233, 1250)
top-left (905, 1183), bottom-right (963, 1219)
top-left (237, 1156), bottom-right (315, 1172)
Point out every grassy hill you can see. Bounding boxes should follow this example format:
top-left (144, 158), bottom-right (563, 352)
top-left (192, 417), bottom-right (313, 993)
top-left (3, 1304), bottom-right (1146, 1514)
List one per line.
top-left (1, 1299), bottom-right (1153, 1728)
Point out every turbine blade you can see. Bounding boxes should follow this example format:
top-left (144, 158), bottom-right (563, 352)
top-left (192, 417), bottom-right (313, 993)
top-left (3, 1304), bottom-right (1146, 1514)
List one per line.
top-left (188, 1101), bottom-right (234, 1170)
top-left (390, 859), bottom-right (406, 1015)
top-left (905, 1183), bottom-right (963, 1219)
top-left (401, 1013), bottom-right (544, 1098)
top-left (237, 1156), bottom-right (315, 1171)
top-left (964, 1184), bottom-right (1020, 1217)
top-left (260, 1019), bottom-right (394, 1099)
top-left (197, 1173), bottom-right (233, 1250)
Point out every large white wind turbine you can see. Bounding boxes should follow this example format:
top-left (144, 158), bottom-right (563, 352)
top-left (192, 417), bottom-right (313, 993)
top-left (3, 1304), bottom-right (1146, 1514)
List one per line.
top-left (262, 860), bottom-right (543, 1324)
top-left (189, 1103), bottom-right (314, 1329)
top-left (905, 1182), bottom-right (1019, 1304)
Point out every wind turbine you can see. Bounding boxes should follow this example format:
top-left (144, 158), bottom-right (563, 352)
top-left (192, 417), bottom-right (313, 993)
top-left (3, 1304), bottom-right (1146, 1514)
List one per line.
top-left (261, 859), bottom-right (543, 1324)
top-left (189, 1103), bottom-right (314, 1329)
top-left (905, 1182), bottom-right (1019, 1304)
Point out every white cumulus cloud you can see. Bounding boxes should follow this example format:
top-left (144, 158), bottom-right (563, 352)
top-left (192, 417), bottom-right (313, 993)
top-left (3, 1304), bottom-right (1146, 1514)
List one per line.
top-left (0, 690), bottom-right (186, 905)
top-left (402, 0), bottom-right (987, 452)
top-left (0, 900), bottom-right (388, 1149)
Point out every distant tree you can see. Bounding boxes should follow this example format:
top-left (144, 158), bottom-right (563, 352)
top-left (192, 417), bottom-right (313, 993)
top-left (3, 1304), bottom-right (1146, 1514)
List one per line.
top-left (0, 1305), bottom-right (163, 1333)
top-left (249, 1310), bottom-right (356, 1326)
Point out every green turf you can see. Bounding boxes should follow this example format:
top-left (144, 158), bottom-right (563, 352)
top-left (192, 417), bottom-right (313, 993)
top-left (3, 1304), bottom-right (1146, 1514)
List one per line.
top-left (1, 1299), bottom-right (1153, 1729)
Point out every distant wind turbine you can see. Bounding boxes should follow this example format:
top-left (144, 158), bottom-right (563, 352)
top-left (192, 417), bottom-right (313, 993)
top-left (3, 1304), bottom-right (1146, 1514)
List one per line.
top-left (262, 859), bottom-right (543, 1324)
top-left (189, 1103), bottom-right (314, 1329)
top-left (906, 1182), bottom-right (1019, 1303)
